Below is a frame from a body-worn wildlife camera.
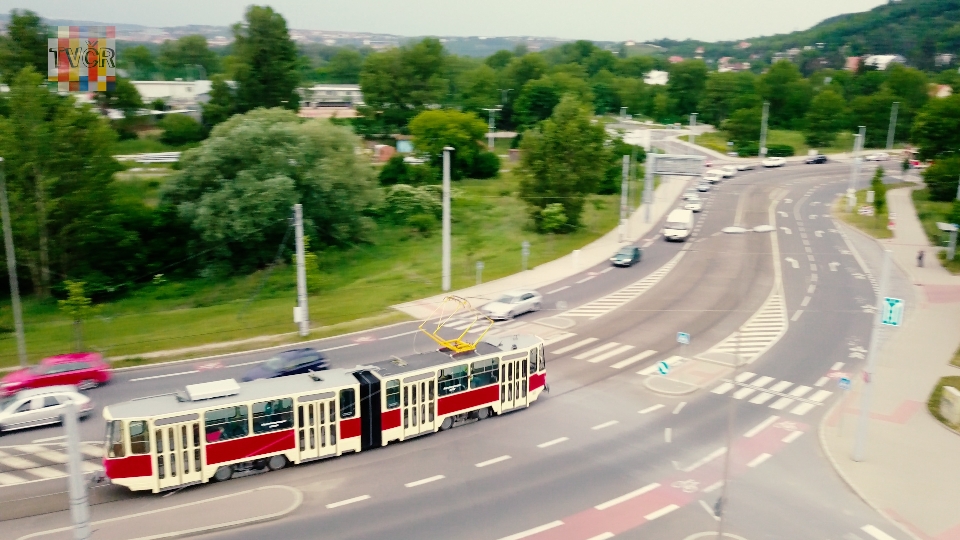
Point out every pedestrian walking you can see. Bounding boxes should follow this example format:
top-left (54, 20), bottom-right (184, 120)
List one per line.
top-left (917, 250), bottom-right (924, 267)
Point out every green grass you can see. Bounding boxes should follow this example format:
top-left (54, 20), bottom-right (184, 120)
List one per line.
top-left (912, 188), bottom-right (960, 275)
top-left (684, 130), bottom-right (862, 156)
top-left (0, 172), bottom-right (621, 367)
top-left (833, 183), bottom-right (913, 239)
top-left (927, 376), bottom-right (960, 429)
top-left (952, 346), bottom-right (960, 369)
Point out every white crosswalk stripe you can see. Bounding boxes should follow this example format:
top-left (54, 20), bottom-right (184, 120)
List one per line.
top-left (709, 373), bottom-right (834, 417)
top-left (0, 443), bottom-right (103, 485)
top-left (562, 252), bottom-right (686, 319)
top-left (701, 291), bottom-right (788, 363)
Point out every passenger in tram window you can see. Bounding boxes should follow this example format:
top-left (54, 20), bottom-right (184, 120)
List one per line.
top-left (206, 426), bottom-right (224, 443)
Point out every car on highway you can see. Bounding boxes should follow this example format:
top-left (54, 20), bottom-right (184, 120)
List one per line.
top-left (719, 165), bottom-right (737, 178)
top-left (0, 352), bottom-right (111, 396)
top-left (610, 246), bottom-right (642, 267)
top-left (736, 162), bottom-right (757, 171)
top-left (804, 154), bottom-right (828, 164)
top-left (685, 198), bottom-right (703, 212)
top-left (240, 348), bottom-right (329, 382)
top-left (479, 290), bottom-right (542, 320)
top-left (663, 208), bottom-right (694, 241)
top-left (864, 152), bottom-right (889, 161)
top-left (703, 170), bottom-right (723, 184)
top-left (762, 157), bottom-right (787, 168)
top-left (0, 386), bottom-right (93, 434)
top-left (683, 189), bottom-right (700, 200)
top-left (697, 182), bottom-right (711, 192)
top-left (704, 160), bottom-right (713, 167)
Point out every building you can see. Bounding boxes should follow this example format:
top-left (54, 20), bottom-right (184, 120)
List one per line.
top-left (936, 54), bottom-right (954, 67)
top-left (863, 54), bottom-right (906, 71)
top-left (668, 55), bottom-right (684, 64)
top-left (845, 56), bottom-right (861, 72)
top-left (717, 58), bottom-right (751, 73)
top-left (931, 84), bottom-right (953, 98)
top-left (131, 79), bottom-right (214, 108)
top-left (301, 84), bottom-right (364, 107)
top-left (644, 70), bottom-right (669, 86)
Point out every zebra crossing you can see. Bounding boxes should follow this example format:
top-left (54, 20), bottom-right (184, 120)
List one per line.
top-left (562, 251), bottom-right (686, 319)
top-left (0, 442), bottom-right (103, 486)
top-left (699, 288), bottom-right (788, 364)
top-left (710, 372), bottom-right (833, 416)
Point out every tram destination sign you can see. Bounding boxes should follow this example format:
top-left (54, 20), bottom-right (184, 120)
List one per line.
top-left (650, 154), bottom-right (706, 176)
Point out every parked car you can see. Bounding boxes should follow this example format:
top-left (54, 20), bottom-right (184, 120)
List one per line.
top-left (683, 189), bottom-right (700, 201)
top-left (479, 290), bottom-right (542, 320)
top-left (610, 246), bottom-right (642, 267)
top-left (0, 386), bottom-right (93, 434)
top-left (0, 353), bottom-right (110, 396)
top-left (719, 165), bottom-right (738, 178)
top-left (736, 162), bottom-right (757, 171)
top-left (685, 198), bottom-right (703, 212)
top-left (804, 154), bottom-right (828, 164)
top-left (864, 152), bottom-right (889, 161)
top-left (697, 182), bottom-right (711, 192)
top-left (762, 157), bottom-right (787, 168)
top-left (240, 348), bottom-right (329, 382)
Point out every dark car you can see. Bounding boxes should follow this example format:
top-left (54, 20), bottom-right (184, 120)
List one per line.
top-left (240, 348), bottom-right (328, 382)
top-left (804, 154), bottom-right (828, 164)
top-left (610, 246), bottom-right (642, 267)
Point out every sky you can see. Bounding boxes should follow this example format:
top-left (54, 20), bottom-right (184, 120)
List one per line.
top-left (1, 0), bottom-right (889, 42)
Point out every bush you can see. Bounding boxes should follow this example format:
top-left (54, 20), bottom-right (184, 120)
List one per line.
top-left (379, 155), bottom-right (407, 186)
top-left (471, 151), bottom-right (500, 179)
top-left (539, 203), bottom-right (569, 233)
top-left (382, 184), bottom-right (442, 224)
top-left (407, 213), bottom-right (437, 234)
top-left (922, 157), bottom-right (960, 201)
top-left (766, 144), bottom-right (795, 157)
top-left (159, 114), bottom-right (205, 145)
top-left (737, 142), bottom-right (759, 157)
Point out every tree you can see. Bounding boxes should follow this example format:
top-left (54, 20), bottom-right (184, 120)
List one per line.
top-left (870, 167), bottom-right (886, 214)
top-left (96, 76), bottom-right (143, 118)
top-left (921, 157), bottom-right (960, 202)
top-left (699, 71), bottom-right (760, 126)
top-left (485, 50), bottom-right (513, 70)
top-left (590, 70), bottom-right (621, 114)
top-left (758, 61), bottom-right (812, 129)
top-left (202, 75), bottom-right (236, 127)
top-left (232, 6), bottom-right (300, 113)
top-left (456, 64), bottom-right (500, 114)
top-left (848, 90), bottom-right (901, 148)
top-left (158, 35), bottom-right (221, 78)
top-left (325, 48), bottom-right (363, 83)
top-left (159, 114), bottom-right (205, 145)
top-left (58, 281), bottom-right (99, 350)
top-left (162, 108), bottom-right (378, 271)
top-left (408, 109), bottom-right (488, 180)
top-left (514, 73), bottom-right (593, 128)
top-left (0, 10), bottom-right (47, 85)
top-left (910, 94), bottom-right (960, 160)
top-left (667, 60), bottom-right (708, 117)
top-left (804, 89), bottom-right (848, 147)
top-left (722, 107), bottom-right (762, 147)
top-left (121, 45), bottom-right (158, 80)
top-left (518, 96), bottom-right (608, 231)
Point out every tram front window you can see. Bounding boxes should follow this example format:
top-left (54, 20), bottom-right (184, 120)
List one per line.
top-left (106, 420), bottom-right (124, 458)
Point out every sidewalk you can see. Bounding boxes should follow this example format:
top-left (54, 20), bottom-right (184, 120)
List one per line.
top-left (821, 186), bottom-right (960, 540)
top-left (393, 173), bottom-right (692, 319)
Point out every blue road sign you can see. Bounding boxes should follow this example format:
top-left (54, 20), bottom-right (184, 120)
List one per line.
top-left (677, 332), bottom-right (691, 345)
top-left (881, 297), bottom-right (904, 327)
top-left (838, 376), bottom-right (852, 391)
top-left (657, 361), bottom-right (670, 375)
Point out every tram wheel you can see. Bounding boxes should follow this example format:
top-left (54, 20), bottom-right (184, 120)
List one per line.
top-left (476, 407), bottom-right (490, 420)
top-left (439, 417), bottom-right (453, 431)
top-left (267, 455), bottom-right (288, 471)
top-left (213, 465), bottom-right (233, 482)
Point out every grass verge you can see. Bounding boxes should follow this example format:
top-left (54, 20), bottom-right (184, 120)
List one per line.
top-left (912, 188), bottom-right (960, 274)
top-left (833, 183), bottom-right (914, 239)
top-left (927, 376), bottom-right (960, 431)
top-left (684, 130), bottom-right (863, 157)
top-left (951, 346), bottom-right (960, 369)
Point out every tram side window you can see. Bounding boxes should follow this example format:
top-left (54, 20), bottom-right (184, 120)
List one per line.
top-left (529, 351), bottom-right (536, 374)
top-left (129, 421), bottom-right (150, 455)
top-left (106, 420), bottom-right (124, 458)
top-left (438, 364), bottom-right (468, 395)
top-left (470, 358), bottom-right (499, 389)
top-left (204, 406), bottom-right (249, 442)
top-left (538, 345), bottom-right (545, 371)
top-left (385, 380), bottom-right (400, 409)
top-left (340, 389), bottom-right (356, 419)
top-left (252, 398), bottom-right (293, 434)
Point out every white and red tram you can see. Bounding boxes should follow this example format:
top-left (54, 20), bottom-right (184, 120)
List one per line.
top-left (102, 333), bottom-right (546, 492)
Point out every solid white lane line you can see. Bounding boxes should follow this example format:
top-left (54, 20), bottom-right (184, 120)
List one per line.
top-left (644, 504), bottom-right (679, 521)
top-left (574, 342), bottom-right (623, 360)
top-left (782, 430), bottom-right (804, 443)
top-left (546, 285), bottom-right (570, 294)
top-left (476, 455), bottom-right (512, 468)
top-left (587, 533), bottom-right (615, 540)
top-left (405, 475), bottom-right (445, 488)
top-left (801, 296), bottom-right (811, 307)
top-left (611, 350), bottom-right (656, 369)
top-left (31, 435), bottom-right (66, 444)
top-left (832, 362), bottom-right (845, 370)
top-left (673, 402), bottom-right (686, 414)
top-left (744, 415), bottom-right (780, 438)
top-left (861, 525), bottom-right (898, 540)
top-left (319, 343), bottom-right (358, 352)
top-left (326, 495), bottom-right (371, 509)
top-left (702, 480), bottom-right (723, 493)
top-left (586, 345), bottom-right (635, 364)
top-left (131, 370), bottom-right (199, 382)
top-left (747, 453), bottom-right (772, 467)
top-left (791, 310), bottom-right (804, 321)
top-left (682, 447), bottom-right (726, 472)
top-left (592, 420), bottom-right (619, 431)
top-left (664, 428), bottom-right (672, 442)
top-left (497, 521), bottom-right (564, 540)
top-left (380, 330), bottom-right (419, 340)
top-left (537, 437), bottom-right (569, 448)
top-left (595, 483), bottom-right (660, 510)
top-left (576, 275), bottom-right (596, 284)
top-left (815, 376), bottom-right (829, 387)
top-left (638, 404), bottom-right (664, 414)
top-left (552, 338), bottom-right (599, 355)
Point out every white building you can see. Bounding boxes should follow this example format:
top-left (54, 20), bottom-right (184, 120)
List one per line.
top-left (644, 70), bottom-right (669, 86)
top-left (131, 79), bottom-right (215, 107)
top-left (301, 84), bottom-right (364, 107)
top-left (863, 54), bottom-right (907, 71)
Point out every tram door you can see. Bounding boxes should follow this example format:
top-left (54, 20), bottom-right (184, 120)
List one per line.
top-left (500, 354), bottom-right (529, 410)
top-left (156, 420), bottom-right (202, 490)
top-left (402, 376), bottom-right (435, 438)
top-left (297, 396), bottom-right (339, 461)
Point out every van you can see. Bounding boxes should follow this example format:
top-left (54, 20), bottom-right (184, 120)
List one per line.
top-left (663, 208), bottom-right (694, 242)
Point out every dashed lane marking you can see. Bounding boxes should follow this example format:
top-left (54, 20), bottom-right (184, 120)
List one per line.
top-left (537, 437), bottom-right (569, 449)
top-left (861, 525), bottom-right (898, 540)
top-left (405, 475), bottom-right (445, 488)
top-left (747, 453), bottom-right (772, 467)
top-left (639, 404), bottom-right (665, 414)
top-left (546, 285), bottom-right (570, 294)
top-left (326, 495), bottom-right (371, 509)
top-left (644, 504), bottom-right (680, 521)
top-left (476, 455), bottom-right (512, 468)
top-left (782, 430), bottom-right (804, 443)
top-left (595, 483), bottom-right (660, 510)
top-left (497, 521), bottom-right (565, 540)
top-left (592, 420), bottom-right (619, 431)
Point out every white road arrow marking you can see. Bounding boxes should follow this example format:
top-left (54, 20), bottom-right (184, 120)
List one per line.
top-left (828, 262), bottom-right (840, 271)
top-left (809, 214), bottom-right (818, 219)
top-left (814, 231), bottom-right (824, 238)
top-left (862, 305), bottom-right (877, 313)
top-left (810, 201), bottom-right (820, 206)
top-left (839, 249), bottom-right (851, 255)
top-left (785, 257), bottom-right (799, 269)
top-left (780, 227), bottom-right (792, 234)
top-left (778, 211), bottom-right (788, 217)
top-left (828, 229), bottom-right (838, 233)
top-left (851, 272), bottom-right (866, 280)
top-left (784, 198), bottom-right (793, 203)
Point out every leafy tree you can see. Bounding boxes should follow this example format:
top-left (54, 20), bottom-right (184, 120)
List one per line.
top-left (804, 89), bottom-right (848, 147)
top-left (514, 73), bottom-right (593, 128)
top-left (848, 90), bottom-right (901, 148)
top-left (163, 108), bottom-right (379, 271)
top-left (96, 76), bottom-right (143, 117)
top-left (381, 184), bottom-right (442, 224)
top-left (121, 45), bottom-right (158, 79)
top-left (325, 48), bottom-right (364, 83)
top-left (600, 135), bottom-right (645, 195)
top-left (667, 60), bottom-right (708, 117)
top-left (485, 50), bottom-right (513, 70)
top-left (758, 61), bottom-right (812, 129)
top-left (378, 155), bottom-right (439, 186)
top-left (910, 94), bottom-right (960, 160)
top-left (518, 96), bottom-right (608, 231)
top-left (870, 167), bottom-right (886, 214)
top-left (159, 114), bottom-right (205, 145)
top-left (590, 70), bottom-right (621, 114)
top-left (0, 10), bottom-right (47, 85)
top-left (408, 109), bottom-right (487, 180)
top-left (58, 281), bottom-right (99, 350)
top-left (471, 151), bottom-right (501, 179)
top-left (232, 6), bottom-right (300, 113)
top-left (539, 203), bottom-right (568, 233)
top-left (456, 64), bottom-right (500, 114)
top-left (885, 64), bottom-right (928, 113)
top-left (615, 56), bottom-right (657, 78)
top-left (202, 75), bottom-right (236, 128)
top-left (158, 35), bottom-right (221, 78)
top-left (699, 71), bottom-right (759, 126)
top-left (921, 157), bottom-right (960, 202)
top-left (722, 107), bottom-right (762, 147)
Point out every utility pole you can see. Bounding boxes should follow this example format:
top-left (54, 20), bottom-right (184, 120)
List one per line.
top-left (442, 147), bottom-right (453, 292)
top-left (847, 131), bottom-right (864, 212)
top-left (854, 125), bottom-right (866, 189)
top-left (853, 249), bottom-right (892, 462)
top-left (620, 155), bottom-right (630, 242)
top-left (64, 400), bottom-right (91, 539)
top-left (689, 112), bottom-right (698, 148)
top-left (498, 88), bottom-right (513, 107)
top-left (482, 108), bottom-right (501, 152)
top-left (716, 331), bottom-right (742, 537)
top-left (759, 102), bottom-right (769, 159)
top-left (644, 154), bottom-right (656, 224)
top-left (886, 102), bottom-right (899, 151)
top-left (293, 204), bottom-right (309, 337)
top-left (0, 158), bottom-right (27, 367)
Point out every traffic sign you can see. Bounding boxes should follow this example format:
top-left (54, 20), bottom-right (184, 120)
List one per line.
top-left (838, 376), bottom-right (852, 391)
top-left (677, 332), bottom-right (690, 345)
top-left (657, 361), bottom-right (670, 375)
top-left (881, 297), bottom-right (904, 326)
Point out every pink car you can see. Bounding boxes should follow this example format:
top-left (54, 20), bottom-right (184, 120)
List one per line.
top-left (1, 353), bottom-right (111, 396)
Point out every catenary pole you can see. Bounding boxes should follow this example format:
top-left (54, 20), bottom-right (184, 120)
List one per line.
top-left (759, 102), bottom-right (769, 159)
top-left (64, 400), bottom-right (91, 539)
top-left (0, 158), bottom-right (27, 366)
top-left (442, 147), bottom-right (453, 291)
top-left (853, 249), bottom-right (892, 462)
top-left (293, 204), bottom-right (309, 337)
top-left (644, 154), bottom-right (655, 223)
top-left (886, 102), bottom-right (899, 151)
top-left (716, 331), bottom-right (741, 537)
top-left (620, 155), bottom-right (630, 242)
top-left (482, 108), bottom-right (500, 152)
top-left (689, 112), bottom-right (698, 148)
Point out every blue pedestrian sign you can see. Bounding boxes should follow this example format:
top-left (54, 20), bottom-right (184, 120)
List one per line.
top-left (838, 376), bottom-right (852, 391)
top-left (881, 297), bottom-right (904, 327)
top-left (657, 361), bottom-right (670, 375)
top-left (677, 332), bottom-right (691, 345)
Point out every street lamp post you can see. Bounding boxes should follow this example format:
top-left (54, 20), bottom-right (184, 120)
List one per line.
top-left (853, 249), bottom-right (892, 462)
top-left (886, 102), bottom-right (899, 151)
top-left (620, 155), bottom-right (630, 242)
top-left (442, 147), bottom-right (454, 292)
top-left (498, 88), bottom-right (513, 107)
top-left (482, 108), bottom-right (502, 152)
top-left (759, 102), bottom-right (769, 159)
top-left (689, 113), bottom-right (698, 148)
top-left (716, 331), bottom-right (742, 537)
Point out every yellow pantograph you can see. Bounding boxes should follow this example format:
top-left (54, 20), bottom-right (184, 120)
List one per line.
top-left (418, 296), bottom-right (494, 353)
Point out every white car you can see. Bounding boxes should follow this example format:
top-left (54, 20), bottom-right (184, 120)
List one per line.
top-left (762, 157), bottom-right (787, 168)
top-left (685, 198), bottom-right (703, 212)
top-left (736, 162), bottom-right (757, 171)
top-left (0, 386), bottom-right (93, 434)
top-left (683, 189), bottom-right (700, 201)
top-left (703, 170), bottom-right (723, 184)
top-left (719, 165), bottom-right (737, 178)
top-left (864, 152), bottom-right (889, 161)
top-left (479, 290), bottom-right (542, 320)
top-left (697, 182), bottom-right (711, 192)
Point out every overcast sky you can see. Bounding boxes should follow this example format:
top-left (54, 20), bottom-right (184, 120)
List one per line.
top-left (2, 0), bottom-right (888, 42)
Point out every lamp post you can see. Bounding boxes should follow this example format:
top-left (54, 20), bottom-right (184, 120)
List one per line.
top-left (481, 108), bottom-right (502, 152)
top-left (0, 158), bottom-right (27, 367)
top-left (442, 147), bottom-right (454, 292)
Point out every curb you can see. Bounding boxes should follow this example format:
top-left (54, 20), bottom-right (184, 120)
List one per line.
top-left (16, 485), bottom-right (303, 540)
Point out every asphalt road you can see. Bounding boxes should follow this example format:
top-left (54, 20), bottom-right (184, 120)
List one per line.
top-left (4, 158), bottom-right (912, 540)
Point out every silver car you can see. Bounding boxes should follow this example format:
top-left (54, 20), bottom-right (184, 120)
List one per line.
top-left (479, 290), bottom-right (543, 320)
top-left (0, 386), bottom-right (93, 434)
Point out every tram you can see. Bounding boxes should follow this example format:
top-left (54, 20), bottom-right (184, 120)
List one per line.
top-left (102, 332), bottom-right (546, 492)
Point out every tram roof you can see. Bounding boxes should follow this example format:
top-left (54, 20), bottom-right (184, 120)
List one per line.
top-left (367, 334), bottom-right (542, 378)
